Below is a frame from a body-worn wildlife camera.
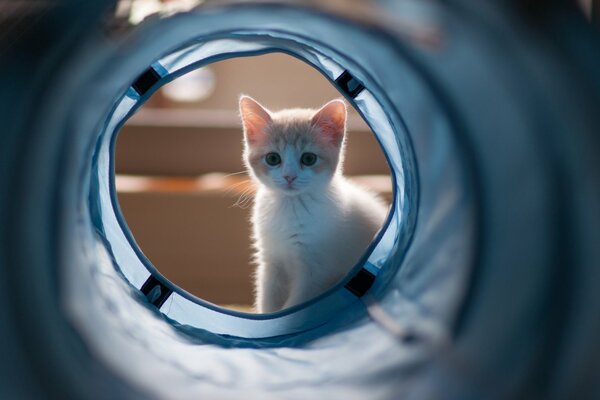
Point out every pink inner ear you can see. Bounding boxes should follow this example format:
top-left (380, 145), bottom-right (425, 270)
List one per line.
top-left (240, 96), bottom-right (272, 144)
top-left (311, 100), bottom-right (346, 146)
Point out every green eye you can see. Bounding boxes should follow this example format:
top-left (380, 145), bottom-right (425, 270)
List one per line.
top-left (301, 152), bottom-right (317, 166)
top-left (265, 152), bottom-right (281, 166)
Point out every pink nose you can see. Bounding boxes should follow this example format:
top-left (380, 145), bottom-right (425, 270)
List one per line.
top-left (284, 175), bottom-right (296, 184)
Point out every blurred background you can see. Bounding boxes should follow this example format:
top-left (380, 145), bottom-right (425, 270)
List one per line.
top-left (115, 53), bottom-right (393, 310)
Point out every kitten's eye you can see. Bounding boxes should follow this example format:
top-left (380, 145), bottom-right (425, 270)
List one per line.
top-left (265, 152), bottom-right (281, 166)
top-left (301, 152), bottom-right (317, 166)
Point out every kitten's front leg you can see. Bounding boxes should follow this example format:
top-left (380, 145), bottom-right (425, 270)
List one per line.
top-left (255, 262), bottom-right (289, 313)
top-left (282, 274), bottom-right (319, 310)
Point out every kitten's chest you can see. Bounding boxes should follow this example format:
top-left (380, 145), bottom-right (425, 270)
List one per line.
top-left (258, 196), bottom-right (334, 245)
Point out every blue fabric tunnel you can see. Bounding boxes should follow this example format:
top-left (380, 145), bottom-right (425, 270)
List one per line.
top-left (0, 2), bottom-right (599, 399)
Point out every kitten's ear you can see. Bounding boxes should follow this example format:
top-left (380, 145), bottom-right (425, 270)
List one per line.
top-left (311, 99), bottom-right (346, 146)
top-left (239, 96), bottom-right (272, 144)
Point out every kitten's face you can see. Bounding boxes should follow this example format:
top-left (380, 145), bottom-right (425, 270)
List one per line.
top-left (246, 133), bottom-right (336, 195)
top-left (240, 96), bottom-right (346, 195)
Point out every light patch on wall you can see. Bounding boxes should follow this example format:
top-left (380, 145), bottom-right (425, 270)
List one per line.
top-left (162, 67), bottom-right (216, 103)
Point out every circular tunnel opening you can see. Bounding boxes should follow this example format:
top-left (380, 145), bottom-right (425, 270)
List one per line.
top-left (114, 53), bottom-right (395, 313)
top-left (74, 20), bottom-right (420, 342)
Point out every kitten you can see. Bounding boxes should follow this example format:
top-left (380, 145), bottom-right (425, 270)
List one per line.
top-left (239, 96), bottom-right (388, 313)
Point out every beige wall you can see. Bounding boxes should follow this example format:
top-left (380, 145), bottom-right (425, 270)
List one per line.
top-left (147, 52), bottom-right (372, 121)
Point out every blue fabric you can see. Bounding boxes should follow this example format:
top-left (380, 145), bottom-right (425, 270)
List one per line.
top-left (64, 5), bottom-right (474, 397)
top-left (3, 2), bottom-right (599, 399)
top-left (94, 38), bottom-right (411, 338)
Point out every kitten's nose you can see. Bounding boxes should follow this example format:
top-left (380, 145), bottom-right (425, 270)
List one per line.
top-left (284, 175), bottom-right (296, 184)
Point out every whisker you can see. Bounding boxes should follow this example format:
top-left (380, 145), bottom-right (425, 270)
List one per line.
top-left (224, 179), bottom-right (252, 194)
top-left (233, 194), bottom-right (253, 209)
top-left (222, 171), bottom-right (248, 178)
top-left (231, 186), bottom-right (256, 209)
top-left (225, 181), bottom-right (249, 191)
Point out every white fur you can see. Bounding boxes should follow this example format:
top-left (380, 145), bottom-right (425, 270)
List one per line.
top-left (240, 96), bottom-right (388, 313)
top-left (252, 177), bottom-right (387, 312)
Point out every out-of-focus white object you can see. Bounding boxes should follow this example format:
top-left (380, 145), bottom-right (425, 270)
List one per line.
top-left (161, 67), bottom-right (216, 103)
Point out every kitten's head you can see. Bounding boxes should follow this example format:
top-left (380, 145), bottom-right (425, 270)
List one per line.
top-left (240, 96), bottom-right (347, 195)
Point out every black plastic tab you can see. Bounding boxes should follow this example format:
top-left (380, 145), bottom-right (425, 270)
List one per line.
top-left (345, 268), bottom-right (375, 297)
top-left (335, 70), bottom-right (365, 98)
top-left (140, 275), bottom-right (172, 308)
top-left (132, 67), bottom-right (161, 95)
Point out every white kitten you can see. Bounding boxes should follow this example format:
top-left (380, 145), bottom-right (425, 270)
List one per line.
top-left (239, 96), bottom-right (388, 313)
